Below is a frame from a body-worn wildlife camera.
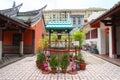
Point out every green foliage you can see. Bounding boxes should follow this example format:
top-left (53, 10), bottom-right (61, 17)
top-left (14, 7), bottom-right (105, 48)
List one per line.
top-left (70, 35), bottom-right (74, 40)
top-left (36, 52), bottom-right (46, 65)
top-left (37, 47), bottom-right (43, 53)
top-left (52, 33), bottom-right (58, 41)
top-left (76, 55), bottom-right (85, 63)
top-left (73, 30), bottom-right (85, 48)
top-left (51, 33), bottom-right (58, 47)
top-left (61, 35), bottom-right (68, 40)
top-left (50, 55), bottom-right (59, 69)
top-left (60, 55), bottom-right (70, 69)
top-left (42, 36), bottom-right (49, 48)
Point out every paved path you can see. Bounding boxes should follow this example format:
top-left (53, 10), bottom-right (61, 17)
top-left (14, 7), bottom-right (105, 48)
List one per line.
top-left (0, 51), bottom-right (120, 80)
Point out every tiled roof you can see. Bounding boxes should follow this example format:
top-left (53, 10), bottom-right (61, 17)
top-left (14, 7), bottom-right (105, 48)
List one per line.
top-left (0, 3), bottom-right (23, 17)
top-left (0, 2), bottom-right (47, 26)
top-left (90, 1), bottom-right (120, 25)
top-left (88, 11), bottom-right (105, 22)
top-left (46, 21), bottom-right (73, 32)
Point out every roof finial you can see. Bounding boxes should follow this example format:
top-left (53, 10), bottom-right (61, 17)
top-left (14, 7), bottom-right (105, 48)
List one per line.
top-left (12, 1), bottom-right (16, 8)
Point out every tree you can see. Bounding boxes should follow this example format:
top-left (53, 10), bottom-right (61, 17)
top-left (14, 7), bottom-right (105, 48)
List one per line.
top-left (73, 30), bottom-right (85, 48)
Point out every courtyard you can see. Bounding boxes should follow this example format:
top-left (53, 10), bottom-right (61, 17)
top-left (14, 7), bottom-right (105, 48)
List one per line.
top-left (0, 51), bottom-right (120, 80)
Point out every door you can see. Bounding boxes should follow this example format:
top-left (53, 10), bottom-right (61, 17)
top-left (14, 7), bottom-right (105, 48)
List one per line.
top-left (13, 34), bottom-right (21, 46)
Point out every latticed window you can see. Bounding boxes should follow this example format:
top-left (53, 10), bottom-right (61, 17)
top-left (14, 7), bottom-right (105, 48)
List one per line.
top-left (91, 29), bottom-right (98, 39)
top-left (13, 34), bottom-right (21, 46)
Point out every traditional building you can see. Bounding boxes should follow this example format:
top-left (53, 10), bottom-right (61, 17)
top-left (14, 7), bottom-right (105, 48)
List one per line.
top-left (84, 1), bottom-right (120, 58)
top-left (83, 11), bottom-right (105, 54)
top-left (0, 3), bottom-right (46, 61)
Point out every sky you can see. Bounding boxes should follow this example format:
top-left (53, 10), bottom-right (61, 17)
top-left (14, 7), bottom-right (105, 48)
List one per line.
top-left (0, 0), bottom-right (120, 11)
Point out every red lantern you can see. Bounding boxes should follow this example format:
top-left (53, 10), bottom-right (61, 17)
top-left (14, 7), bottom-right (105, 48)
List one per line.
top-left (105, 28), bottom-right (109, 35)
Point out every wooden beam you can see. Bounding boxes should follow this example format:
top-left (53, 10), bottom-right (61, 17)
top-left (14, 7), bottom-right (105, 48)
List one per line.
top-left (101, 20), bottom-right (112, 23)
top-left (90, 4), bottom-right (120, 26)
top-left (0, 14), bottom-right (28, 29)
top-left (104, 24), bottom-right (113, 26)
top-left (101, 20), bottom-right (113, 26)
top-left (0, 27), bottom-right (7, 29)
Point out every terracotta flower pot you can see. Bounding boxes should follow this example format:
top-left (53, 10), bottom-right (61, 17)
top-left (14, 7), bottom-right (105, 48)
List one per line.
top-left (51, 68), bottom-right (57, 73)
top-left (36, 61), bottom-right (44, 70)
top-left (79, 63), bottom-right (86, 70)
top-left (40, 65), bottom-right (44, 71)
top-left (62, 69), bottom-right (67, 73)
top-left (36, 61), bottom-right (41, 69)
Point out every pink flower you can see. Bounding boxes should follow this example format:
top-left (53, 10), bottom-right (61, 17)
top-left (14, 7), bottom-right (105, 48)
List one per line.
top-left (44, 63), bottom-right (48, 70)
top-left (71, 64), bottom-right (76, 71)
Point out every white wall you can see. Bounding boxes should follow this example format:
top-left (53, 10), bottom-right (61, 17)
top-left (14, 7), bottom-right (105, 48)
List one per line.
top-left (109, 27), bottom-right (113, 58)
top-left (98, 28), bottom-right (106, 54)
top-left (0, 41), bottom-right (2, 61)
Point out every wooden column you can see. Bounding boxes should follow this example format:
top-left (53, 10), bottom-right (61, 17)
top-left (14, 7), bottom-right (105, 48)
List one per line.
top-left (20, 32), bottom-right (24, 56)
top-left (112, 21), bottom-right (116, 55)
top-left (32, 30), bottom-right (35, 54)
top-left (49, 30), bottom-right (51, 48)
top-left (68, 30), bottom-right (70, 55)
top-left (0, 30), bottom-right (2, 61)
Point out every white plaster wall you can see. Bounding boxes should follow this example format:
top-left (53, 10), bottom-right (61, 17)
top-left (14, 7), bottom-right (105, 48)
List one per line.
top-left (109, 27), bottom-right (113, 58)
top-left (0, 41), bottom-right (2, 61)
top-left (20, 41), bottom-right (24, 56)
top-left (98, 23), bottom-right (107, 54)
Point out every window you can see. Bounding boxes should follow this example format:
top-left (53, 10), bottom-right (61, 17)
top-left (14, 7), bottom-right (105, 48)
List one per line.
top-left (13, 34), bottom-right (21, 46)
top-left (73, 17), bottom-right (76, 25)
top-left (91, 29), bottom-right (98, 39)
top-left (53, 14), bottom-right (56, 18)
top-left (78, 17), bottom-right (81, 25)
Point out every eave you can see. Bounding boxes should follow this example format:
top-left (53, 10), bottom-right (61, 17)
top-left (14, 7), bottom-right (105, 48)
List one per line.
top-left (90, 2), bottom-right (120, 26)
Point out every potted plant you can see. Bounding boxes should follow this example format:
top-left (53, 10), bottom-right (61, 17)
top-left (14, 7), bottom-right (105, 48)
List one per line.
top-left (73, 30), bottom-right (85, 49)
top-left (36, 52), bottom-right (46, 70)
top-left (76, 54), bottom-right (86, 70)
top-left (60, 55), bottom-right (70, 73)
top-left (49, 55), bottom-right (59, 73)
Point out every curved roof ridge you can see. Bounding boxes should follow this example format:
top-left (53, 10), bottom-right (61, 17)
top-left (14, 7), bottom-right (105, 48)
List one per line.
top-left (18, 5), bottom-right (47, 16)
top-left (27, 5), bottom-right (47, 24)
top-left (0, 3), bottom-right (23, 17)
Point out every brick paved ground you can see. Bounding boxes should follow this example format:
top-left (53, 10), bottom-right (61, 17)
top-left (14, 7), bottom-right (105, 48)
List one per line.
top-left (0, 51), bottom-right (120, 80)
top-left (0, 54), bottom-right (34, 68)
